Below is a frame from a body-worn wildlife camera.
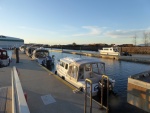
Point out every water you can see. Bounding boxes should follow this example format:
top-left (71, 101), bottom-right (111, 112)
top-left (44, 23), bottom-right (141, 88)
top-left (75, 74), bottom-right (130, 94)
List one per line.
top-left (48, 49), bottom-right (150, 98)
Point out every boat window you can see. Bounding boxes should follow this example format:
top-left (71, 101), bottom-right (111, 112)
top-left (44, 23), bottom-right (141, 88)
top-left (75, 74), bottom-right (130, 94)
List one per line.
top-left (72, 66), bottom-right (78, 79)
top-left (35, 51), bottom-right (49, 58)
top-left (110, 49), bottom-right (112, 50)
top-left (68, 65), bottom-right (78, 79)
top-left (78, 66), bottom-right (84, 80)
top-left (113, 49), bottom-right (118, 52)
top-left (92, 63), bottom-right (99, 74)
top-left (98, 63), bottom-right (105, 74)
top-left (68, 66), bottom-right (72, 75)
top-left (60, 61), bottom-right (65, 67)
top-left (104, 49), bottom-right (108, 50)
top-left (85, 64), bottom-right (91, 71)
top-left (65, 64), bottom-right (68, 69)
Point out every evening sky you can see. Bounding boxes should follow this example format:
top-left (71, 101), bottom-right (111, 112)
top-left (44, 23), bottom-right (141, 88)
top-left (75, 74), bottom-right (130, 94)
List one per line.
top-left (0, 0), bottom-right (150, 45)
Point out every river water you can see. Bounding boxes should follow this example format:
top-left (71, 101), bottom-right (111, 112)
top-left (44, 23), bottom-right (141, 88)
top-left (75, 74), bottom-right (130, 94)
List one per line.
top-left (48, 49), bottom-right (150, 98)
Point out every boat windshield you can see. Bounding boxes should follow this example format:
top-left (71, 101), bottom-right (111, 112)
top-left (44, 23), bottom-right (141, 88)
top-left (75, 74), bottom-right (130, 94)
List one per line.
top-left (78, 62), bottom-right (105, 81)
top-left (113, 49), bottom-right (119, 52)
top-left (35, 51), bottom-right (49, 58)
top-left (92, 63), bottom-right (105, 75)
top-left (68, 65), bottom-right (78, 80)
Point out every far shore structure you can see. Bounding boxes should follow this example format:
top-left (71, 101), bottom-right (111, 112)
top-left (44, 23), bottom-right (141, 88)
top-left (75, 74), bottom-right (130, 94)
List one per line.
top-left (0, 35), bottom-right (24, 48)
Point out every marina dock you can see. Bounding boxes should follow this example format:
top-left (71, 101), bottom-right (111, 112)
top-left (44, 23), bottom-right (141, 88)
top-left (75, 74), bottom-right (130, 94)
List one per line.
top-left (0, 52), bottom-right (105, 113)
top-left (0, 51), bottom-right (148, 113)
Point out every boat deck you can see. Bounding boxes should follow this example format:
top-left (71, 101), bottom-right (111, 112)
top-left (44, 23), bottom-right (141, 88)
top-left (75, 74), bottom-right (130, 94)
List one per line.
top-left (9, 53), bottom-right (105, 113)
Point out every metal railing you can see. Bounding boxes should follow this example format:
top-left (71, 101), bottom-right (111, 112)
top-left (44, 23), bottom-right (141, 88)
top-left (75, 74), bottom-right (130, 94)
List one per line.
top-left (12, 66), bottom-right (30, 113)
top-left (84, 75), bottom-right (109, 113)
top-left (84, 79), bottom-right (93, 113)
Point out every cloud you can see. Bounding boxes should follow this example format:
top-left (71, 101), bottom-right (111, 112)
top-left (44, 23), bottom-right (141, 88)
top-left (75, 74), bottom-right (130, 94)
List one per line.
top-left (105, 29), bottom-right (150, 38)
top-left (72, 26), bottom-right (102, 37)
top-left (18, 26), bottom-right (57, 34)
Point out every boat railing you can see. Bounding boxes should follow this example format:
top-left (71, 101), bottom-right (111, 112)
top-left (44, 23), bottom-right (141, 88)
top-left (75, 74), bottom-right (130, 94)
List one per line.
top-left (12, 66), bottom-right (30, 113)
top-left (100, 75), bottom-right (109, 113)
top-left (84, 75), bottom-right (109, 113)
top-left (84, 79), bottom-right (93, 113)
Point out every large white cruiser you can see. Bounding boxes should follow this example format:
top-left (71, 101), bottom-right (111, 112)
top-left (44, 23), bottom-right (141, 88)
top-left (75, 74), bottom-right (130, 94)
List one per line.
top-left (99, 47), bottom-right (120, 56)
top-left (56, 57), bottom-right (115, 96)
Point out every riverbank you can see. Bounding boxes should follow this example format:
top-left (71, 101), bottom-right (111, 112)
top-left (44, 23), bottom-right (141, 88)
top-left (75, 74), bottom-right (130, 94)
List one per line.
top-left (50, 46), bottom-right (150, 54)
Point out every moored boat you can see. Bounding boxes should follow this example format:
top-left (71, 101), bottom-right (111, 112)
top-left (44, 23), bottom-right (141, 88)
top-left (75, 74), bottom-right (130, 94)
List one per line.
top-left (19, 45), bottom-right (26, 53)
top-left (32, 48), bottom-right (54, 66)
top-left (25, 46), bottom-right (37, 57)
top-left (99, 47), bottom-right (120, 56)
top-left (56, 57), bottom-right (115, 96)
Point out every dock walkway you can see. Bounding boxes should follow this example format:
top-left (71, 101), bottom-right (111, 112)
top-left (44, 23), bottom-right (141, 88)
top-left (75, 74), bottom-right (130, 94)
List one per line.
top-left (10, 53), bottom-right (105, 113)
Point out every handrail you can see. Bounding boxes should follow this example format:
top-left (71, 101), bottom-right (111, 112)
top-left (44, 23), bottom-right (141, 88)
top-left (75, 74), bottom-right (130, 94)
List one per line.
top-left (84, 79), bottom-right (93, 113)
top-left (100, 75), bottom-right (109, 113)
top-left (12, 66), bottom-right (30, 113)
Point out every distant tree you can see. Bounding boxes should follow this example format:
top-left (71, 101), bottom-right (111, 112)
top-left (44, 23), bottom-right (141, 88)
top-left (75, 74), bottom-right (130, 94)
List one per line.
top-left (143, 32), bottom-right (149, 46)
top-left (133, 34), bottom-right (137, 46)
top-left (72, 42), bottom-right (76, 46)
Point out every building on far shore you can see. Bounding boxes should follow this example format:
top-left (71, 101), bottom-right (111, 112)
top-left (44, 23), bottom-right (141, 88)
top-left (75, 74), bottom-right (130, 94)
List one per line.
top-left (0, 35), bottom-right (24, 48)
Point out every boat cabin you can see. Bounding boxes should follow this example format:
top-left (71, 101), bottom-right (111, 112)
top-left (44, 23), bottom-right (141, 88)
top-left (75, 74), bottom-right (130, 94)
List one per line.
top-left (99, 47), bottom-right (120, 55)
top-left (56, 57), bottom-right (115, 96)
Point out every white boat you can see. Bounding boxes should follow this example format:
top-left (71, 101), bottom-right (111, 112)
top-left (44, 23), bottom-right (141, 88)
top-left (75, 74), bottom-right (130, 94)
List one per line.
top-left (99, 47), bottom-right (120, 56)
top-left (0, 48), bottom-right (10, 67)
top-left (19, 45), bottom-right (26, 53)
top-left (25, 46), bottom-right (37, 57)
top-left (56, 57), bottom-right (115, 96)
top-left (32, 48), bottom-right (54, 66)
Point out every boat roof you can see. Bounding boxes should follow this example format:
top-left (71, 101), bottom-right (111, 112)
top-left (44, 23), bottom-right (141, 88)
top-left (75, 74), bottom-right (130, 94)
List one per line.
top-left (60, 57), bottom-right (105, 66)
top-left (33, 48), bottom-right (49, 53)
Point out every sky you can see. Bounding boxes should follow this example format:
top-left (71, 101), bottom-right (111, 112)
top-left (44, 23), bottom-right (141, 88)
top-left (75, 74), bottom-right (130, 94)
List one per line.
top-left (0, 0), bottom-right (150, 45)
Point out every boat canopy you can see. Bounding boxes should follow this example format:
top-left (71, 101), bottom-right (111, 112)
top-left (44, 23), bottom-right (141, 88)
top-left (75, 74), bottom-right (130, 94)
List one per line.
top-left (33, 49), bottom-right (49, 58)
top-left (69, 58), bottom-right (105, 67)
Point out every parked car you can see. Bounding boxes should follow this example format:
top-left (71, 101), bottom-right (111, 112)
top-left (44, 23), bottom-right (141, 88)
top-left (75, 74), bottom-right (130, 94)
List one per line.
top-left (0, 48), bottom-right (10, 66)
